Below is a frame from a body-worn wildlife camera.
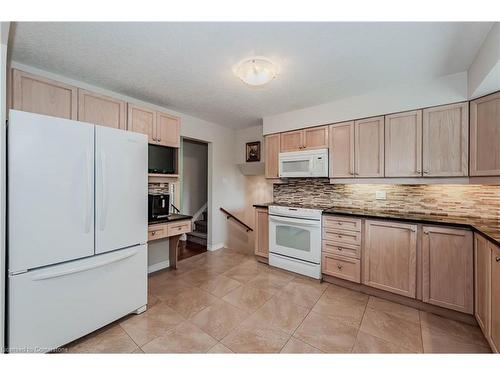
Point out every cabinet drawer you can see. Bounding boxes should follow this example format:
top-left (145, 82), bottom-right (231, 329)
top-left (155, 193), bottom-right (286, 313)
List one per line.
top-left (322, 240), bottom-right (361, 259)
top-left (322, 253), bottom-right (361, 283)
top-left (323, 215), bottom-right (361, 232)
top-left (167, 221), bottom-right (192, 236)
top-left (322, 228), bottom-right (361, 245)
top-left (148, 226), bottom-right (166, 241)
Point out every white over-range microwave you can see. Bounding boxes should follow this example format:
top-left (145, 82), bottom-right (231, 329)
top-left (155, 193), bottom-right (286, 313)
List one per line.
top-left (278, 148), bottom-right (329, 178)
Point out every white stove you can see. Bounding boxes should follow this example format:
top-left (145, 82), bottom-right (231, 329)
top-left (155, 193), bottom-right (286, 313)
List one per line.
top-left (268, 205), bottom-right (322, 279)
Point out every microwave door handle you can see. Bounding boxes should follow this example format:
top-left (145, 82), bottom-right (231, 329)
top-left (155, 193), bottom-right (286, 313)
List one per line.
top-left (270, 216), bottom-right (320, 228)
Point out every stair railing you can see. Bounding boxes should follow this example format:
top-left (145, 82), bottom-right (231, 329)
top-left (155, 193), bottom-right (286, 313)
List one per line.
top-left (220, 207), bottom-right (253, 232)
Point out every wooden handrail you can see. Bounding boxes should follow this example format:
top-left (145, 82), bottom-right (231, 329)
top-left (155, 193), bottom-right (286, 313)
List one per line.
top-left (220, 207), bottom-right (253, 232)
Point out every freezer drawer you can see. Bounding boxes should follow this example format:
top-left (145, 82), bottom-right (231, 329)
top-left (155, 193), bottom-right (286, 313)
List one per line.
top-left (8, 245), bottom-right (147, 353)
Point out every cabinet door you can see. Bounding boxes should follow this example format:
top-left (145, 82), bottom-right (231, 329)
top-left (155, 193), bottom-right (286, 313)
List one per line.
top-left (304, 126), bottom-right (328, 150)
top-left (329, 122), bottom-right (354, 178)
top-left (254, 208), bottom-right (269, 258)
top-left (363, 220), bottom-right (417, 298)
top-left (474, 234), bottom-right (491, 335)
top-left (385, 110), bottom-right (422, 177)
top-left (127, 104), bottom-right (156, 143)
top-left (265, 134), bottom-right (280, 179)
top-left (355, 116), bottom-right (384, 177)
top-left (280, 130), bottom-right (303, 152)
top-left (422, 226), bottom-right (473, 313)
top-left (156, 111), bottom-right (180, 148)
top-left (470, 92), bottom-right (500, 176)
top-left (491, 244), bottom-right (500, 353)
top-left (422, 103), bottom-right (468, 177)
top-left (78, 89), bottom-right (126, 130)
top-left (12, 69), bottom-right (77, 120)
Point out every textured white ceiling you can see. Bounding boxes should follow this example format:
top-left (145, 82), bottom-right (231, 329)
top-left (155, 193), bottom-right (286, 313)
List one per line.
top-left (10, 22), bottom-right (493, 129)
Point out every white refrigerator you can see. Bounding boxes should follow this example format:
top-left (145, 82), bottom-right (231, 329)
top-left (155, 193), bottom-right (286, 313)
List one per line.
top-left (7, 110), bottom-right (148, 353)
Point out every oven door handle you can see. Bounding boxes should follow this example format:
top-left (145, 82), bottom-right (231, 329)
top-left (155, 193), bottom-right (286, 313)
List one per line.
top-left (269, 216), bottom-right (320, 228)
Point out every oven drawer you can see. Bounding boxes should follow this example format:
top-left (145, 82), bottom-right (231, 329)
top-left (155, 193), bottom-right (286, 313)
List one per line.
top-left (148, 226), bottom-right (166, 241)
top-left (322, 228), bottom-right (361, 245)
top-left (167, 220), bottom-right (192, 236)
top-left (322, 240), bottom-right (361, 259)
top-left (322, 253), bottom-right (361, 283)
top-left (323, 215), bottom-right (361, 232)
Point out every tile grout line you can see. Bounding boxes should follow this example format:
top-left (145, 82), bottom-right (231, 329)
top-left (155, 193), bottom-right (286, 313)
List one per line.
top-left (280, 283), bottom-right (330, 353)
top-left (350, 294), bottom-right (370, 353)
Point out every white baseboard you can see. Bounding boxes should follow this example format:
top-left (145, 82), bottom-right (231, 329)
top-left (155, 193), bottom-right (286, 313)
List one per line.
top-left (207, 242), bottom-right (225, 251)
top-left (148, 260), bottom-right (170, 274)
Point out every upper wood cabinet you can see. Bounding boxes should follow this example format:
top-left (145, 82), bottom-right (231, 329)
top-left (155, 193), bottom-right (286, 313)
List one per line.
top-left (280, 130), bottom-right (303, 152)
top-left (156, 111), bottom-right (180, 147)
top-left (303, 126), bottom-right (329, 150)
top-left (280, 126), bottom-right (328, 152)
top-left (265, 134), bottom-right (280, 179)
top-left (329, 121), bottom-right (354, 178)
top-left (422, 102), bottom-right (468, 177)
top-left (475, 234), bottom-right (491, 335)
top-left (385, 110), bottom-right (422, 177)
top-left (78, 89), bottom-right (126, 130)
top-left (11, 69), bottom-right (78, 120)
top-left (491, 243), bottom-right (500, 353)
top-left (355, 116), bottom-right (385, 177)
top-left (422, 226), bottom-right (473, 314)
top-left (254, 208), bottom-right (269, 258)
top-left (127, 104), bottom-right (156, 143)
top-left (470, 92), bottom-right (500, 176)
top-left (363, 220), bottom-right (417, 298)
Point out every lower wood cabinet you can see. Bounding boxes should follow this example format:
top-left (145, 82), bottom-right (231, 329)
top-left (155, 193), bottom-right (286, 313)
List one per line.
top-left (322, 253), bottom-right (360, 283)
top-left (363, 220), bottom-right (417, 298)
top-left (491, 243), bottom-right (500, 352)
top-left (422, 226), bottom-right (473, 314)
top-left (254, 208), bottom-right (269, 258)
top-left (147, 220), bottom-right (191, 242)
top-left (474, 234), bottom-right (491, 336)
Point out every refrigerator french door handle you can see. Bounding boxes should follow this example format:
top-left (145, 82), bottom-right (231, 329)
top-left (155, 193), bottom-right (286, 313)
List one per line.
top-left (99, 151), bottom-right (108, 231)
top-left (32, 248), bottom-right (139, 281)
top-left (84, 147), bottom-right (92, 234)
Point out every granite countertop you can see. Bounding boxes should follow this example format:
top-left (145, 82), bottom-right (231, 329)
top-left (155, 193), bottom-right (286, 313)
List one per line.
top-left (253, 202), bottom-right (500, 247)
top-left (253, 202), bottom-right (335, 210)
top-left (148, 214), bottom-right (193, 225)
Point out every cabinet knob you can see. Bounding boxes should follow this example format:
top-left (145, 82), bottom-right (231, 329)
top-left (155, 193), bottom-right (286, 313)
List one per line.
top-left (338, 247), bottom-right (342, 251)
top-left (337, 264), bottom-right (343, 270)
top-left (496, 257), bottom-right (500, 263)
top-left (423, 170), bottom-right (430, 175)
top-left (338, 222), bottom-right (342, 225)
top-left (151, 231), bottom-right (156, 235)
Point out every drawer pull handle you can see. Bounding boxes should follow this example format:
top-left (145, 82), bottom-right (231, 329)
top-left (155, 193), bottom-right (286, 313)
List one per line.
top-left (338, 222), bottom-right (342, 225)
top-left (496, 257), bottom-right (500, 263)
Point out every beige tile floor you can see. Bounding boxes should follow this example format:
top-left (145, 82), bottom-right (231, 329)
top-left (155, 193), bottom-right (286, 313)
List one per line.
top-left (64, 248), bottom-right (492, 354)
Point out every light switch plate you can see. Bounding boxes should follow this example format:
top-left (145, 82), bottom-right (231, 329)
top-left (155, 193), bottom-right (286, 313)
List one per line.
top-left (375, 191), bottom-right (387, 200)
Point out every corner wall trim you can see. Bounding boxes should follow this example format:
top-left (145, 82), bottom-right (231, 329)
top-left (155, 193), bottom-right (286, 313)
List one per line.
top-left (148, 260), bottom-right (170, 274)
top-left (207, 243), bottom-right (225, 251)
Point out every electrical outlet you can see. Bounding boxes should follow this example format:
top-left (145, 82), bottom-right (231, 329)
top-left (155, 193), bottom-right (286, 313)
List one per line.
top-left (375, 191), bottom-right (387, 200)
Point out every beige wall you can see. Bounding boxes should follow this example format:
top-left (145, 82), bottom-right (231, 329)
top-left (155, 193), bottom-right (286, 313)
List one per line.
top-left (182, 139), bottom-right (208, 216)
top-left (225, 125), bottom-right (273, 255)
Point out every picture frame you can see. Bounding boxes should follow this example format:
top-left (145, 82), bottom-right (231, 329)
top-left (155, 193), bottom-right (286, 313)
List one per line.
top-left (246, 141), bottom-right (261, 162)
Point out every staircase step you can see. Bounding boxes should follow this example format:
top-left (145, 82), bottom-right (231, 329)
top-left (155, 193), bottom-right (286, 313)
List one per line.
top-left (194, 220), bottom-right (207, 233)
top-left (186, 231), bottom-right (207, 246)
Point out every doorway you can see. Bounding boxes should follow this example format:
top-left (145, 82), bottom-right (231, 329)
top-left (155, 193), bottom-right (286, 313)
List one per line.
top-left (180, 138), bottom-right (208, 260)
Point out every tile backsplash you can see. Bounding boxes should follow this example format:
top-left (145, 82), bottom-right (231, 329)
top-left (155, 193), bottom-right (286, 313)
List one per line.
top-left (273, 178), bottom-right (500, 219)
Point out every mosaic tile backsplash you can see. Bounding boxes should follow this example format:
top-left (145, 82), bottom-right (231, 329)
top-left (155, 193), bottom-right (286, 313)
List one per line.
top-left (273, 179), bottom-right (500, 219)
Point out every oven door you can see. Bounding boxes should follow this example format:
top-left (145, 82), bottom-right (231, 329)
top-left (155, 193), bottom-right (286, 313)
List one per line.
top-left (269, 215), bottom-right (321, 264)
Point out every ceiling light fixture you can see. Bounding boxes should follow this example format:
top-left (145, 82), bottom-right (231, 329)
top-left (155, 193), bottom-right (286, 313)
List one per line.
top-left (233, 57), bottom-right (278, 86)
